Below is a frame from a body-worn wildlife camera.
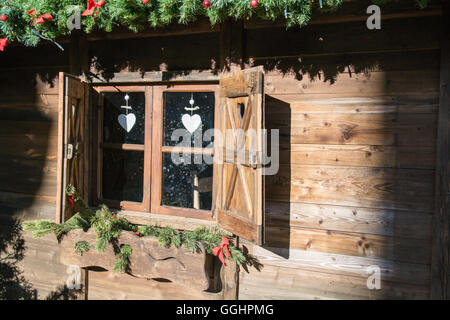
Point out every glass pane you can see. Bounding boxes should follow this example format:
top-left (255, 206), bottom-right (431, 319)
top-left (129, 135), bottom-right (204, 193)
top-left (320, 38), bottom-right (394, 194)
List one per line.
top-left (103, 92), bottom-right (145, 145)
top-left (162, 153), bottom-right (213, 210)
top-left (163, 92), bottom-right (215, 148)
top-left (102, 150), bottom-right (144, 202)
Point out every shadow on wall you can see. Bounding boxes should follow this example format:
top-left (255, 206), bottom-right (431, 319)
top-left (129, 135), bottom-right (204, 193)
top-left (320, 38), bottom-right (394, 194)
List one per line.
top-left (0, 217), bottom-right (36, 299)
top-left (87, 32), bottom-right (221, 81)
top-left (0, 45), bottom-right (80, 298)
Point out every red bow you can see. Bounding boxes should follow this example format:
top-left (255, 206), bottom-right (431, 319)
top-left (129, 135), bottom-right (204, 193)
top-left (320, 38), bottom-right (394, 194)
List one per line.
top-left (82, 0), bottom-right (106, 19)
top-left (28, 10), bottom-right (53, 25)
top-left (67, 194), bottom-right (74, 208)
top-left (212, 237), bottom-right (231, 266)
top-left (0, 38), bottom-right (8, 52)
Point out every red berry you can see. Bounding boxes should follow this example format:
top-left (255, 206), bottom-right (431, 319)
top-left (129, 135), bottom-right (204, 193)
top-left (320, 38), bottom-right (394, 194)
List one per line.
top-left (251, 0), bottom-right (258, 8)
top-left (0, 15), bottom-right (7, 22)
top-left (203, 0), bottom-right (211, 9)
top-left (142, 0), bottom-right (149, 4)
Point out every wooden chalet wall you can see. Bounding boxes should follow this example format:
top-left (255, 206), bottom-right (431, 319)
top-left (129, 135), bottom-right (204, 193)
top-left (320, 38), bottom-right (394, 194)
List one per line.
top-left (0, 1), bottom-right (446, 299)
top-left (242, 14), bottom-right (441, 299)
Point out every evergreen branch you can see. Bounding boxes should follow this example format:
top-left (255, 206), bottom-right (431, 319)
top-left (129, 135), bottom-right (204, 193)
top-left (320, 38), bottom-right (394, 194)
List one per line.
top-left (0, 0), bottom-right (430, 48)
top-left (24, 184), bottom-right (251, 272)
top-left (113, 244), bottom-right (132, 273)
top-left (74, 240), bottom-right (94, 255)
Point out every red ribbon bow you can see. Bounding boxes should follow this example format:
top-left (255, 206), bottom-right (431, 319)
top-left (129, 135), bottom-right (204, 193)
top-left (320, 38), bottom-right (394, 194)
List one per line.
top-left (67, 194), bottom-right (74, 208)
top-left (0, 38), bottom-right (8, 52)
top-left (82, 0), bottom-right (106, 19)
top-left (212, 237), bottom-right (231, 266)
top-left (28, 10), bottom-right (53, 25)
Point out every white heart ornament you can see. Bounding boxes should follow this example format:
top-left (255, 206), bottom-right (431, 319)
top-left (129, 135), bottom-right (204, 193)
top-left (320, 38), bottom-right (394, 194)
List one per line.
top-left (182, 114), bottom-right (202, 134)
top-left (118, 113), bottom-right (136, 133)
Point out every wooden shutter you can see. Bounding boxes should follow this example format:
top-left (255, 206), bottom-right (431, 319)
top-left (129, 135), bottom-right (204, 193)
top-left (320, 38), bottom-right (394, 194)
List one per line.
top-left (56, 73), bottom-right (89, 223)
top-left (215, 67), bottom-right (265, 245)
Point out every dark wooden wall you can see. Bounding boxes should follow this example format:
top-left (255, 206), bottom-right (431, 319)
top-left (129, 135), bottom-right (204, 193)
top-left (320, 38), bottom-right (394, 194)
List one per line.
top-left (0, 44), bottom-right (70, 298)
top-left (0, 2), bottom-right (445, 299)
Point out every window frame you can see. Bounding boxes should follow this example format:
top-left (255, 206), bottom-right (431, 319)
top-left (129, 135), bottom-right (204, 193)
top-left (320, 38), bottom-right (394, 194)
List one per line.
top-left (91, 84), bottom-right (218, 221)
top-left (92, 85), bottom-right (153, 212)
top-left (151, 84), bottom-right (219, 221)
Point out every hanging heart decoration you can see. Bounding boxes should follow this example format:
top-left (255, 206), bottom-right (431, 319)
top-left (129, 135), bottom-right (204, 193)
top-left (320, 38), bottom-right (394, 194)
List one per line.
top-left (182, 114), bottom-right (202, 134)
top-left (118, 113), bottom-right (136, 133)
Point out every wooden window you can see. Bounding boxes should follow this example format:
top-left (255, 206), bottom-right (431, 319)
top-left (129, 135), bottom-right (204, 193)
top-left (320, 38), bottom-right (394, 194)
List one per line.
top-left (57, 67), bottom-right (265, 245)
top-left (151, 85), bottom-right (219, 221)
top-left (93, 86), bottom-right (152, 212)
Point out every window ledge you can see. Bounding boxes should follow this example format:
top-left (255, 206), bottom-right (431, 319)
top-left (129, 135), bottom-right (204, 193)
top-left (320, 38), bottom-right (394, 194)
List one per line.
top-left (113, 209), bottom-right (218, 231)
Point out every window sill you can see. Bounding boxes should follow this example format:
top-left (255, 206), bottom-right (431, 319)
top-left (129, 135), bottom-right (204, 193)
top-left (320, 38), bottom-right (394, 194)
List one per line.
top-left (112, 209), bottom-right (218, 231)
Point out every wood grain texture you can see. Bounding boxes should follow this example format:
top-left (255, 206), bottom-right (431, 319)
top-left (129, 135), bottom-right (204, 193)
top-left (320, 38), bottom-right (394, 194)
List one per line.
top-left (217, 67), bottom-right (265, 245)
top-left (87, 271), bottom-right (221, 300)
top-left (269, 112), bottom-right (437, 147)
top-left (279, 144), bottom-right (435, 169)
top-left (266, 164), bottom-right (435, 212)
top-left (265, 201), bottom-right (432, 239)
top-left (245, 244), bottom-right (429, 285)
top-left (264, 70), bottom-right (439, 96)
top-left (59, 229), bottom-right (210, 291)
top-left (264, 225), bottom-right (431, 264)
top-left (239, 264), bottom-right (429, 300)
top-left (266, 93), bottom-right (439, 115)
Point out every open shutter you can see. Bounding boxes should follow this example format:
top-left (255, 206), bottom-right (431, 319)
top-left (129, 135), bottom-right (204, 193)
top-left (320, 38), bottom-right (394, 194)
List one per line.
top-left (56, 73), bottom-right (89, 223)
top-left (216, 67), bottom-right (265, 245)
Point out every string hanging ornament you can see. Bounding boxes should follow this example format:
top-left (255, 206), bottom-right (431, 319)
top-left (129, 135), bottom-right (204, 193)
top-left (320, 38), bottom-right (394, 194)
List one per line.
top-left (118, 94), bottom-right (136, 133)
top-left (181, 93), bottom-right (202, 134)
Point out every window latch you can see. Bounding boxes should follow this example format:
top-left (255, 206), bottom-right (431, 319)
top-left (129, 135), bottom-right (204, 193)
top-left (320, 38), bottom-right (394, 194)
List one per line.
top-left (66, 144), bottom-right (74, 160)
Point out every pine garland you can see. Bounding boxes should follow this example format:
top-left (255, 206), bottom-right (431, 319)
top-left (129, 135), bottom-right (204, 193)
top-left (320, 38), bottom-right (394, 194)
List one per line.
top-left (0, 0), bottom-right (430, 49)
top-left (23, 185), bottom-right (246, 273)
top-left (113, 244), bottom-right (132, 273)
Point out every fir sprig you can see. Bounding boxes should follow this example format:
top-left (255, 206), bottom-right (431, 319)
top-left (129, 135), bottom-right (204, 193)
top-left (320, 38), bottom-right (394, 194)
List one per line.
top-left (74, 240), bottom-right (94, 255)
top-left (113, 244), bottom-right (132, 273)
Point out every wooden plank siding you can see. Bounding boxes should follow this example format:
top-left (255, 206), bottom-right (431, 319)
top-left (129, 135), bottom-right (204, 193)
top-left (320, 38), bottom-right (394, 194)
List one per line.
top-left (0, 2), bottom-right (444, 300)
top-left (430, 1), bottom-right (450, 300)
top-left (240, 13), bottom-right (441, 299)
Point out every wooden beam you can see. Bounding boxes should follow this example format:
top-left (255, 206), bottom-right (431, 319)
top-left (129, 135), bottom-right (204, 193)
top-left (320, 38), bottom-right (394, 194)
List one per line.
top-left (88, 70), bottom-right (220, 84)
top-left (222, 237), bottom-right (240, 300)
top-left (69, 31), bottom-right (89, 77)
top-left (431, 1), bottom-right (450, 300)
top-left (219, 20), bottom-right (245, 72)
top-left (219, 20), bottom-right (232, 71)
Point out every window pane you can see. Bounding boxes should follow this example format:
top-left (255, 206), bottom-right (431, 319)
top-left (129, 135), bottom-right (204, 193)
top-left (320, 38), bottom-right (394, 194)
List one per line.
top-left (103, 92), bottom-right (145, 145)
top-left (102, 150), bottom-right (144, 202)
top-left (162, 153), bottom-right (212, 210)
top-left (163, 92), bottom-right (214, 148)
